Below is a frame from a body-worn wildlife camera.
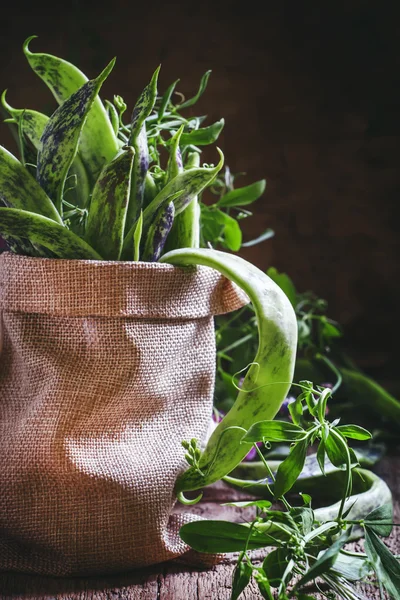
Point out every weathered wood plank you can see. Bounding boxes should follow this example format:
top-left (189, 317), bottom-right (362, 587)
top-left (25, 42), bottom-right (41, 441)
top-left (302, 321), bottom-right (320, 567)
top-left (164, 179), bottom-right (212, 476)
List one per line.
top-left (0, 456), bottom-right (399, 599)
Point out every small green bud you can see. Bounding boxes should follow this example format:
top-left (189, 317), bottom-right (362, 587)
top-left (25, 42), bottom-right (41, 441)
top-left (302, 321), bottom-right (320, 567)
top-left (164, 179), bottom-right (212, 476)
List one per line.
top-left (184, 453), bottom-right (194, 466)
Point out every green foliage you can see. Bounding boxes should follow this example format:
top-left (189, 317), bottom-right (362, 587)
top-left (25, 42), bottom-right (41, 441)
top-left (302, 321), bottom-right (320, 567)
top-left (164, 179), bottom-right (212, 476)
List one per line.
top-left (180, 384), bottom-right (398, 600)
top-left (1, 39), bottom-right (271, 261)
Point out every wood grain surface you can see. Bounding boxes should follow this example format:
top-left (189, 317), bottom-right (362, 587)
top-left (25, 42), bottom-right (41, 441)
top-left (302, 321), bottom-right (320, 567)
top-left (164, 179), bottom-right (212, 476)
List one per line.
top-left (1, 456), bottom-right (398, 600)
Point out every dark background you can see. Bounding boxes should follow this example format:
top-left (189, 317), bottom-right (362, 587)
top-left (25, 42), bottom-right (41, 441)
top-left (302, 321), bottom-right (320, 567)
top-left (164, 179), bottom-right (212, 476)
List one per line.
top-left (1, 1), bottom-right (399, 383)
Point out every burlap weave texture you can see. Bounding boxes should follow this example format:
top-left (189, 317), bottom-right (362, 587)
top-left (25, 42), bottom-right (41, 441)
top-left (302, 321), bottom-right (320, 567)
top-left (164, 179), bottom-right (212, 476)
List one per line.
top-left (0, 253), bottom-right (248, 576)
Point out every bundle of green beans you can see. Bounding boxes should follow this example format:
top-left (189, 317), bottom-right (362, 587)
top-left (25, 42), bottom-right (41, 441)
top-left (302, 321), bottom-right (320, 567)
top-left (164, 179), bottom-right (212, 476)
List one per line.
top-left (0, 37), bottom-right (298, 491)
top-left (0, 37), bottom-right (268, 262)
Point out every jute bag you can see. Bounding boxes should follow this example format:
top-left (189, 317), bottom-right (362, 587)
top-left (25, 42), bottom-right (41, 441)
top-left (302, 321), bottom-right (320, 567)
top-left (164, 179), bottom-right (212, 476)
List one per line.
top-left (0, 252), bottom-right (247, 576)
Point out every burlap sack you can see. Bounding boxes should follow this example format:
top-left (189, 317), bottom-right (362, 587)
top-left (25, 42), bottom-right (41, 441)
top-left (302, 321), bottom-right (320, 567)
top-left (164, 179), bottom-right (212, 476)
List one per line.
top-left (0, 252), bottom-right (248, 576)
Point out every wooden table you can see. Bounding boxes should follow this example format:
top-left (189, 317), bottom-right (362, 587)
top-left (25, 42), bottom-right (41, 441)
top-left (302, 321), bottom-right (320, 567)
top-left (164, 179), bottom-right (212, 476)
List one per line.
top-left (1, 456), bottom-right (399, 600)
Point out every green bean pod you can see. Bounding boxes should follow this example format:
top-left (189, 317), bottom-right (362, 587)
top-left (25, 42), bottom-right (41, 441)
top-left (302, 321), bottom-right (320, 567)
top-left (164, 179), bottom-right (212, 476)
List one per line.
top-left (165, 151), bottom-right (201, 251)
top-left (85, 147), bottom-right (135, 260)
top-left (0, 208), bottom-right (101, 259)
top-left (37, 59), bottom-right (115, 214)
top-left (23, 37), bottom-right (119, 182)
top-left (160, 248), bottom-right (298, 492)
top-left (224, 447), bottom-right (385, 499)
top-left (143, 172), bottom-right (158, 207)
top-left (126, 124), bottom-right (149, 228)
top-left (0, 145), bottom-right (62, 224)
top-left (181, 469), bottom-right (391, 552)
top-left (1, 93), bottom-right (90, 208)
top-left (166, 124), bottom-right (184, 182)
top-left (313, 469), bottom-right (392, 527)
top-left (122, 150), bottom-right (224, 258)
top-left (142, 201), bottom-right (175, 262)
top-left (125, 67), bottom-right (160, 230)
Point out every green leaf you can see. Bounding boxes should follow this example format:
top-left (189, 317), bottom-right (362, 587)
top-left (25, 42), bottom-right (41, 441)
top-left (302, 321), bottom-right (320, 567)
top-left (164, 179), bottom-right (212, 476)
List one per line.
top-left (330, 550), bottom-right (371, 581)
top-left (201, 206), bottom-right (242, 251)
top-left (0, 207), bottom-right (101, 259)
top-left (37, 59), bottom-right (115, 213)
top-left (288, 395), bottom-right (303, 426)
top-left (223, 500), bottom-right (272, 509)
top-left (179, 521), bottom-right (279, 553)
top-left (325, 431), bottom-right (348, 469)
top-left (321, 317), bottom-right (342, 339)
top-left (262, 548), bottom-right (290, 588)
top-left (335, 424), bottom-right (372, 441)
top-left (317, 388), bottom-right (331, 423)
top-left (85, 147), bottom-right (135, 260)
top-left (266, 267), bottom-right (297, 308)
top-left (274, 438), bottom-right (308, 498)
top-left (364, 526), bottom-right (400, 600)
top-left (177, 70), bottom-right (212, 110)
top-left (241, 228), bottom-right (274, 247)
top-left (231, 559), bottom-right (253, 600)
top-left (23, 36), bottom-right (119, 182)
top-left (295, 527), bottom-right (352, 589)
top-left (0, 145), bottom-right (62, 224)
top-left (364, 503), bottom-right (394, 537)
top-left (180, 119), bottom-right (225, 146)
top-left (218, 179), bottom-right (266, 208)
top-left (291, 507), bottom-right (314, 535)
top-left (242, 420), bottom-right (305, 444)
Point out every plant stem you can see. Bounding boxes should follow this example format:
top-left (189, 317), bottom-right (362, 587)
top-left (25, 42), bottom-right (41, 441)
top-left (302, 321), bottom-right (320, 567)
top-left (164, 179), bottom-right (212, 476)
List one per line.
top-left (254, 443), bottom-right (292, 511)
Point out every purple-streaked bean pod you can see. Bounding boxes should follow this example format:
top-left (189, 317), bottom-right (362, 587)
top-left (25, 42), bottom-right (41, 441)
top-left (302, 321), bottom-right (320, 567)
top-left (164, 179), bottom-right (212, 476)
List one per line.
top-left (142, 201), bottom-right (175, 262)
top-left (165, 150), bottom-right (201, 251)
top-left (23, 37), bottom-right (119, 183)
top-left (37, 59), bottom-right (115, 214)
top-left (125, 67), bottom-right (160, 231)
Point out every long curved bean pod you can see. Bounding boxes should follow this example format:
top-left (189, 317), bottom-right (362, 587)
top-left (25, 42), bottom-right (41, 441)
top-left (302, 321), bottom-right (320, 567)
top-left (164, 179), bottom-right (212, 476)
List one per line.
top-left (0, 208), bottom-right (101, 259)
top-left (37, 59), bottom-right (115, 214)
top-left (160, 248), bottom-right (298, 491)
top-left (224, 447), bottom-right (386, 499)
top-left (180, 469), bottom-right (391, 552)
top-left (85, 147), bottom-right (135, 260)
top-left (0, 145), bottom-right (62, 224)
top-left (1, 94), bottom-right (90, 208)
top-left (23, 37), bottom-right (119, 182)
top-left (142, 201), bottom-right (175, 262)
top-left (314, 469), bottom-right (392, 526)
